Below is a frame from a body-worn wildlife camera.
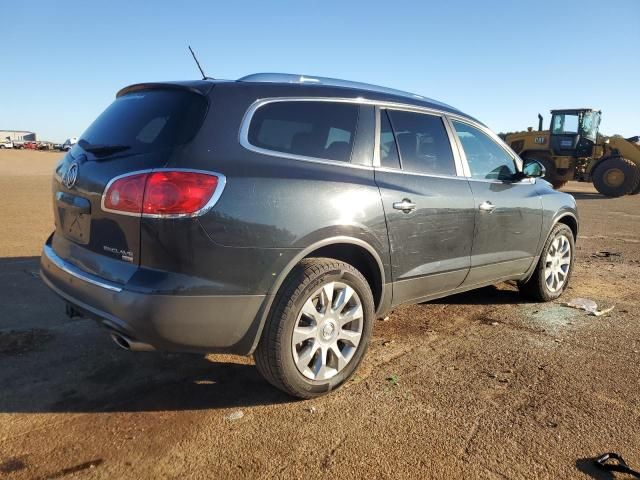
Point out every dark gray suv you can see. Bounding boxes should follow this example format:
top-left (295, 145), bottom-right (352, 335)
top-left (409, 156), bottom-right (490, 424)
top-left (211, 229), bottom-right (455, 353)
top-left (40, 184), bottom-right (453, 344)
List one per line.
top-left (41, 73), bottom-right (578, 398)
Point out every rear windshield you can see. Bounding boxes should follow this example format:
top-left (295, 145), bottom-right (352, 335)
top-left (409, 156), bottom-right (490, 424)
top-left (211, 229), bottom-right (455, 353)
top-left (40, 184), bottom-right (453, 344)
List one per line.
top-left (79, 89), bottom-right (207, 155)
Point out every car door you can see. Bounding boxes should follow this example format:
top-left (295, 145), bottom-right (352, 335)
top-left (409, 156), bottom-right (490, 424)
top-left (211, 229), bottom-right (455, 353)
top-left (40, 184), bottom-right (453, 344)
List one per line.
top-left (374, 107), bottom-right (476, 306)
top-left (448, 118), bottom-right (543, 286)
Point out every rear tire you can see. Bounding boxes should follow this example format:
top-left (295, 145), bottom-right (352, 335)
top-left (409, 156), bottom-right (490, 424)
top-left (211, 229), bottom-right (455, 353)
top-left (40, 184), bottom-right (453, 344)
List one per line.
top-left (592, 157), bottom-right (640, 197)
top-left (519, 223), bottom-right (575, 302)
top-left (254, 258), bottom-right (375, 399)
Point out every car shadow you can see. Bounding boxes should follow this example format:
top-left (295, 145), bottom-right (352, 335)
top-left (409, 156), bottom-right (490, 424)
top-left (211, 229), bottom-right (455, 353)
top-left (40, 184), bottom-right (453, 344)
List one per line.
top-left (429, 284), bottom-right (528, 306)
top-left (564, 191), bottom-right (609, 201)
top-left (0, 256), bottom-right (294, 414)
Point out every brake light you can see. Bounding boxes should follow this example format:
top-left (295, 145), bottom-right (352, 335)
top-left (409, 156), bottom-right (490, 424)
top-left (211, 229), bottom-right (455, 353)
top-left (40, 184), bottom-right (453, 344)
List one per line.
top-left (102, 170), bottom-right (224, 217)
top-left (103, 173), bottom-right (147, 214)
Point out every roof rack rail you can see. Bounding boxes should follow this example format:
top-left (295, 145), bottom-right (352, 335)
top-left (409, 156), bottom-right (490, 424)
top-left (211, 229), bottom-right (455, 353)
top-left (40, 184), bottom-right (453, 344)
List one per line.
top-left (237, 73), bottom-right (454, 109)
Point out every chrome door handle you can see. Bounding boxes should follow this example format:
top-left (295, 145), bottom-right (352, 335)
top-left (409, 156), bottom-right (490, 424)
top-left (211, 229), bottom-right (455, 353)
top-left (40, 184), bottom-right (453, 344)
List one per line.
top-left (393, 199), bottom-right (417, 213)
top-left (479, 201), bottom-right (496, 212)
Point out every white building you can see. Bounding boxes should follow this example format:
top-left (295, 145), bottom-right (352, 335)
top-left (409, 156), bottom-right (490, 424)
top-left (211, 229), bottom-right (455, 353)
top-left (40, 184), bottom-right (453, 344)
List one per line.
top-left (0, 130), bottom-right (36, 141)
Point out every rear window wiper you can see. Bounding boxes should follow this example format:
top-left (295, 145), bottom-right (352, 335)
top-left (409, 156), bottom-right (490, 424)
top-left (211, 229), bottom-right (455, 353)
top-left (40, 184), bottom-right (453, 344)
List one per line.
top-left (78, 140), bottom-right (131, 155)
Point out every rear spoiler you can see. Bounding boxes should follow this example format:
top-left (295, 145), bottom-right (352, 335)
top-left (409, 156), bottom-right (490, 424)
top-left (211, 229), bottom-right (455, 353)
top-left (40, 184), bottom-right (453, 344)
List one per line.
top-left (116, 82), bottom-right (212, 98)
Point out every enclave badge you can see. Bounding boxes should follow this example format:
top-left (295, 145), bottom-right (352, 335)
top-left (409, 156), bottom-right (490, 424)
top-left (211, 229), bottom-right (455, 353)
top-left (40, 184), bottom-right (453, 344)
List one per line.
top-left (63, 162), bottom-right (79, 189)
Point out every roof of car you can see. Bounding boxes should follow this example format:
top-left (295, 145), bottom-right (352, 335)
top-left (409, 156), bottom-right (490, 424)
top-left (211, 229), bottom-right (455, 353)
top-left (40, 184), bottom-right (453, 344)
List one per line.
top-left (117, 73), bottom-right (479, 123)
top-left (236, 73), bottom-right (469, 117)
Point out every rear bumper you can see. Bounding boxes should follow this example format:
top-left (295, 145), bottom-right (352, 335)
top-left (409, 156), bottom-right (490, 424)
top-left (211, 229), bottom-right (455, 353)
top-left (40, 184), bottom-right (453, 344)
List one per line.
top-left (40, 242), bottom-right (269, 354)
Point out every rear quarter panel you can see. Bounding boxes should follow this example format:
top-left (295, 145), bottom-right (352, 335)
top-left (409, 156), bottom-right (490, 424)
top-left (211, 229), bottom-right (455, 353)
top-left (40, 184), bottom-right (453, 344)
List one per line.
top-left (148, 84), bottom-right (391, 294)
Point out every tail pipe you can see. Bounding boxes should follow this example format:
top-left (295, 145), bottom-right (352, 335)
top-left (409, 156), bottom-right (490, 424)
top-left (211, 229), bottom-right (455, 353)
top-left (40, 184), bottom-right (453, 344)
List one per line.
top-left (110, 332), bottom-right (155, 352)
top-left (538, 114), bottom-right (543, 131)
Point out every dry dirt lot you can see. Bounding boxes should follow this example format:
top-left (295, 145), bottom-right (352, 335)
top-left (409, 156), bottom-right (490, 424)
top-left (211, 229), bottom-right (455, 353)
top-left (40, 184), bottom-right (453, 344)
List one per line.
top-left (1, 149), bottom-right (639, 479)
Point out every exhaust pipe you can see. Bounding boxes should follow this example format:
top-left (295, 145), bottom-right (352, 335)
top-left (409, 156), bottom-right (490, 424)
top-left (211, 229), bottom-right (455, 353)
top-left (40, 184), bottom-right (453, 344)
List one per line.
top-left (538, 113), bottom-right (544, 131)
top-left (110, 332), bottom-right (155, 352)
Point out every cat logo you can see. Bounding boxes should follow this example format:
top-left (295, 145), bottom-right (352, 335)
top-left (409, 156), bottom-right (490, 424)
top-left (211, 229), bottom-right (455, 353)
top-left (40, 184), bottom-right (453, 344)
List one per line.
top-left (534, 136), bottom-right (546, 144)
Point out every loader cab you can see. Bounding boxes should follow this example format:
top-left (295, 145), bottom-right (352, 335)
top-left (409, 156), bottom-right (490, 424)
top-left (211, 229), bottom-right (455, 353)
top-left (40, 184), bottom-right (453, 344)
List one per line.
top-left (549, 108), bottom-right (601, 158)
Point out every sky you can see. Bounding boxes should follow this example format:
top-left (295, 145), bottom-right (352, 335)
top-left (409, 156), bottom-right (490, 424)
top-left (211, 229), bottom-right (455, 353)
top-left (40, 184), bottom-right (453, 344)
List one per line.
top-left (2, 0), bottom-right (638, 142)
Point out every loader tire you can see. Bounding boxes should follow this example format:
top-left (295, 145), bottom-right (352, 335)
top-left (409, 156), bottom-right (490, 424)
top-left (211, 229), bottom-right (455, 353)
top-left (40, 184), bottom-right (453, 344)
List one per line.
top-left (592, 157), bottom-right (640, 197)
top-left (529, 156), bottom-right (571, 190)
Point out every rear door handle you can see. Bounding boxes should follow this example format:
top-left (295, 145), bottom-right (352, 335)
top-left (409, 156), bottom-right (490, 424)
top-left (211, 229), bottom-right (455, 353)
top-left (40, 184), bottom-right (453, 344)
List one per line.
top-left (478, 201), bottom-right (496, 212)
top-left (393, 199), bottom-right (417, 213)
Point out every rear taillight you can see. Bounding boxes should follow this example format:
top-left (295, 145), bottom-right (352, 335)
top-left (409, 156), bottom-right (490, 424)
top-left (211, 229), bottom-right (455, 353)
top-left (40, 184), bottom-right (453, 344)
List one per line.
top-left (102, 170), bottom-right (225, 217)
top-left (103, 173), bottom-right (148, 214)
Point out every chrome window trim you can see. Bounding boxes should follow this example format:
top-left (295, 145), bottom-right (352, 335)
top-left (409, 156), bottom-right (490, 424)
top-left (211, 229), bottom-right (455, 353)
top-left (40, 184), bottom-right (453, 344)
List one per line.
top-left (374, 166), bottom-right (473, 181)
top-left (446, 116), bottom-right (525, 182)
top-left (441, 113), bottom-right (467, 177)
top-left (239, 97), bottom-right (483, 169)
top-left (465, 176), bottom-right (536, 185)
top-left (373, 106), bottom-right (382, 168)
top-left (43, 244), bottom-right (123, 292)
top-left (239, 98), bottom-right (366, 168)
top-left (100, 168), bottom-right (227, 219)
top-left (239, 96), bottom-right (517, 179)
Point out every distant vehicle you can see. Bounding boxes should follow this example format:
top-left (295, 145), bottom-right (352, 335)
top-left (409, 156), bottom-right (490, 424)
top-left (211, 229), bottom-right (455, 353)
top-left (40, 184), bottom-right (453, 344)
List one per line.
top-left (53, 143), bottom-right (63, 150)
top-left (62, 137), bottom-right (78, 151)
top-left (13, 141), bottom-right (25, 149)
top-left (0, 139), bottom-right (14, 149)
top-left (24, 141), bottom-right (37, 150)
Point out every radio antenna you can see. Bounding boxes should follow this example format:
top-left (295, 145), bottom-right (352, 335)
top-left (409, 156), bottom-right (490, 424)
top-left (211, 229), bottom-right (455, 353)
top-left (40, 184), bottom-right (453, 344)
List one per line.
top-left (188, 45), bottom-right (212, 80)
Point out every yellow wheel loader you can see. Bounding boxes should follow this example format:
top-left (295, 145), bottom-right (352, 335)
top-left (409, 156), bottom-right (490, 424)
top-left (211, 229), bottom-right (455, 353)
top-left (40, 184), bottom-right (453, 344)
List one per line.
top-left (505, 109), bottom-right (640, 197)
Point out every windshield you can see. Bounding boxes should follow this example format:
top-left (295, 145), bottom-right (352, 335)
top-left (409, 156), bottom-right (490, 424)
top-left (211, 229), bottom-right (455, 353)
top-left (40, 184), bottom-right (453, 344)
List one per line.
top-left (79, 89), bottom-right (207, 156)
top-left (551, 114), bottom-right (579, 135)
top-left (580, 111), bottom-right (600, 141)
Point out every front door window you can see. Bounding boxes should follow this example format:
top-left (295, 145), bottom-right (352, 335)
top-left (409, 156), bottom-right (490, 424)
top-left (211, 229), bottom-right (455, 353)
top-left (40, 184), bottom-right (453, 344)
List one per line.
top-left (452, 121), bottom-right (516, 181)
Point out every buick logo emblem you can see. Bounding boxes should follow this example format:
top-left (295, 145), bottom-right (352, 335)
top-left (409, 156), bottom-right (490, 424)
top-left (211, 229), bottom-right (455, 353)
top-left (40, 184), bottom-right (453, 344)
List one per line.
top-left (63, 162), bottom-right (79, 189)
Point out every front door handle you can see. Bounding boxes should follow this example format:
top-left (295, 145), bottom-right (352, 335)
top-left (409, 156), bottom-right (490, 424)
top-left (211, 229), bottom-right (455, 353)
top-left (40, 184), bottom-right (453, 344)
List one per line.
top-left (478, 201), bottom-right (496, 212)
top-left (393, 199), bottom-right (417, 213)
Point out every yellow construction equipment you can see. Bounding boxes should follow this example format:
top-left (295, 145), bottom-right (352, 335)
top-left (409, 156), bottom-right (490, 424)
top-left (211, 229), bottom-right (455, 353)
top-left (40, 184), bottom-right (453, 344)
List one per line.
top-left (505, 109), bottom-right (640, 196)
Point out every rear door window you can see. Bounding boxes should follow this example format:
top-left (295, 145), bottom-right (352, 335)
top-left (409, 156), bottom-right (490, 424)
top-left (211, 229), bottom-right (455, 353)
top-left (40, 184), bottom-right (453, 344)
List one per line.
top-left (79, 89), bottom-right (207, 156)
top-left (248, 101), bottom-right (359, 162)
top-left (386, 110), bottom-right (456, 176)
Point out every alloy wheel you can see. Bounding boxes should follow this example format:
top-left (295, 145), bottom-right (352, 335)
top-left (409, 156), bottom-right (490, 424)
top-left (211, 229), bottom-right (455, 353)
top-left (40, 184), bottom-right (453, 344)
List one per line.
top-left (291, 281), bottom-right (363, 381)
top-left (544, 234), bottom-right (571, 293)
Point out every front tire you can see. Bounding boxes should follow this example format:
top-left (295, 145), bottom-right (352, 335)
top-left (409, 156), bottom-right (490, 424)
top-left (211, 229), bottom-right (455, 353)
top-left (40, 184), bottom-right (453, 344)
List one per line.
top-left (255, 258), bottom-right (375, 398)
top-left (519, 223), bottom-right (575, 302)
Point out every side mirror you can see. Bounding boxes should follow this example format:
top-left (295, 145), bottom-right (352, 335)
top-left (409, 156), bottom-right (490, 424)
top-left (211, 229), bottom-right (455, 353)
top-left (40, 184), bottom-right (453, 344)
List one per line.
top-left (522, 159), bottom-right (546, 178)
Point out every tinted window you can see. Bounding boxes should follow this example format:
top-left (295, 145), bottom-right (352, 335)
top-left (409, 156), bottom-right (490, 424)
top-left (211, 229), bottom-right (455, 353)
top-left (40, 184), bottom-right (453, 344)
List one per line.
top-left (379, 110), bottom-right (400, 169)
top-left (452, 121), bottom-right (516, 180)
top-left (79, 90), bottom-right (207, 155)
top-left (248, 101), bottom-right (359, 162)
top-left (386, 110), bottom-right (455, 175)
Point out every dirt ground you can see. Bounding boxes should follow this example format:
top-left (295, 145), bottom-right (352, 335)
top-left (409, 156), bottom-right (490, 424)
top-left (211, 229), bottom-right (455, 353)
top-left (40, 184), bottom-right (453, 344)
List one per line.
top-left (1, 149), bottom-right (639, 479)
